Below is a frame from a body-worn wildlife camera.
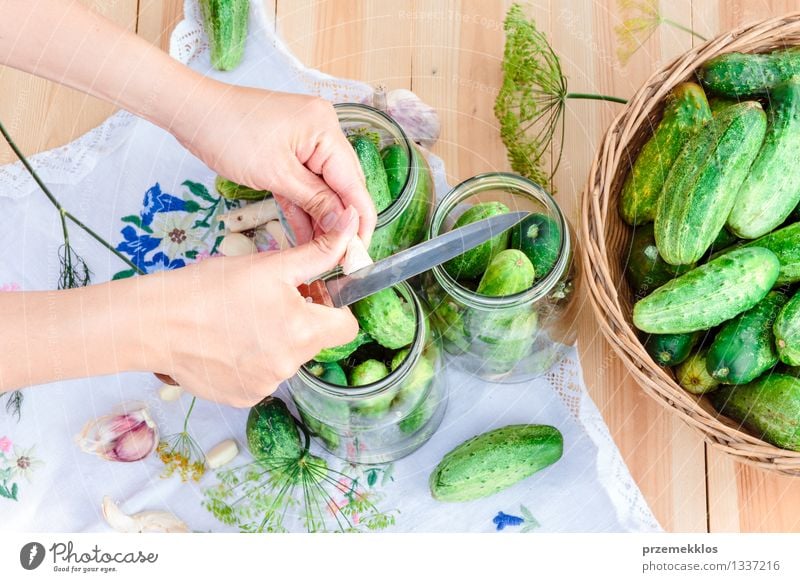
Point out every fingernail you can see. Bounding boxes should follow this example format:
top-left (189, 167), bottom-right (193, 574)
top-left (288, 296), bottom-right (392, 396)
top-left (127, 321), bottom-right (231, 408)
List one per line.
top-left (321, 211), bottom-right (340, 232)
top-left (333, 206), bottom-right (358, 234)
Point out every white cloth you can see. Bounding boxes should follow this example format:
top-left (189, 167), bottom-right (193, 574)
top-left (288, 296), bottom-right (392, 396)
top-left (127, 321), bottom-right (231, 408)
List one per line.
top-left (0, 0), bottom-right (660, 533)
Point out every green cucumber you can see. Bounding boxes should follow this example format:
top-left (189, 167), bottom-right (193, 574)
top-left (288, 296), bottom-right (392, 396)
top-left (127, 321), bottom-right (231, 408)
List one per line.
top-left (246, 397), bottom-right (303, 466)
top-left (429, 425), bottom-right (563, 502)
top-left (654, 101), bottom-right (766, 265)
top-left (349, 359), bottom-right (389, 386)
top-left (736, 221), bottom-right (800, 285)
top-left (509, 213), bottom-right (561, 280)
top-left (624, 224), bottom-right (693, 298)
top-left (297, 409), bottom-right (340, 451)
top-left (709, 97), bottom-right (740, 114)
top-left (773, 290), bottom-right (800, 365)
top-left (700, 48), bottom-right (800, 97)
top-left (352, 288), bottom-right (415, 350)
top-left (380, 144), bottom-right (410, 200)
top-left (632, 247), bottom-right (780, 334)
top-left (644, 332), bottom-right (699, 366)
top-left (443, 202), bottom-right (510, 280)
top-left (350, 135), bottom-right (392, 213)
top-left (214, 176), bottom-right (270, 201)
top-left (349, 359), bottom-right (395, 418)
top-left (619, 82), bottom-right (712, 225)
top-left (706, 291), bottom-right (787, 384)
top-left (710, 374), bottom-right (800, 451)
top-left (307, 361), bottom-right (348, 386)
top-left (394, 351), bottom-right (437, 434)
top-left (727, 78), bottom-right (800, 238)
top-left (313, 329), bottom-right (372, 363)
top-left (676, 349), bottom-right (720, 394)
top-left (476, 249), bottom-right (535, 297)
top-left (200, 0), bottom-right (249, 71)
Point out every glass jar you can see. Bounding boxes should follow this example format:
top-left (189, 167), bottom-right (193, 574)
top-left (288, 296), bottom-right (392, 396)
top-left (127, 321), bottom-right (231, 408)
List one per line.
top-left (334, 103), bottom-right (435, 260)
top-left (421, 173), bottom-right (579, 383)
top-left (287, 281), bottom-right (447, 464)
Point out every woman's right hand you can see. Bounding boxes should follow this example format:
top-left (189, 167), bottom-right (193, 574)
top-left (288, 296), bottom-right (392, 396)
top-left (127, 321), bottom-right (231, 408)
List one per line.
top-left (140, 207), bottom-right (360, 407)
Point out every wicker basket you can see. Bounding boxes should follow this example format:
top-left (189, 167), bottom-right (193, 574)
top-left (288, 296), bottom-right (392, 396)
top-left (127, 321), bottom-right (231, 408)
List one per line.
top-left (581, 13), bottom-right (800, 476)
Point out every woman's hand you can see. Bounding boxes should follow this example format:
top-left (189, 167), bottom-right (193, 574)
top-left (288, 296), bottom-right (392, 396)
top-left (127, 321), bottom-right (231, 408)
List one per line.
top-left (171, 84), bottom-right (377, 247)
top-left (144, 207), bottom-right (361, 407)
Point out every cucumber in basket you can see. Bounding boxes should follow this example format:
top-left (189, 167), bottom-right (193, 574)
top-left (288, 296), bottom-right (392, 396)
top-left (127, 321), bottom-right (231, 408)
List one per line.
top-left (618, 82), bottom-right (711, 226)
top-left (624, 224), bottom-right (694, 299)
top-left (676, 348), bottom-right (720, 395)
top-left (700, 47), bottom-right (800, 97)
top-left (632, 247), bottom-right (780, 334)
top-left (654, 101), bottom-right (766, 265)
top-left (644, 332), bottom-right (699, 367)
top-left (774, 290), bottom-right (800, 366)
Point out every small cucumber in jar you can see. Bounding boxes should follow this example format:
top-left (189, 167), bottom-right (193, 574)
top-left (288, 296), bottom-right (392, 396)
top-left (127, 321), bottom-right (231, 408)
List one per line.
top-left (509, 213), bottom-right (561, 281)
top-left (307, 361), bottom-right (348, 386)
top-left (313, 329), bottom-right (372, 363)
top-left (443, 202), bottom-right (510, 280)
top-left (350, 135), bottom-right (393, 213)
top-left (380, 143), bottom-right (410, 201)
top-left (353, 288), bottom-right (416, 350)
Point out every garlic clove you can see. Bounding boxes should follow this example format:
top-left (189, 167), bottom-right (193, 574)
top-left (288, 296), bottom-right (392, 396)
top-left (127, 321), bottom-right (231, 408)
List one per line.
top-left (264, 220), bottom-right (290, 250)
top-left (342, 235), bottom-right (373, 275)
top-left (76, 404), bottom-right (158, 463)
top-left (102, 496), bottom-right (190, 533)
top-left (157, 383), bottom-right (183, 402)
top-left (218, 198), bottom-right (279, 232)
top-left (205, 439), bottom-right (239, 469)
top-left (219, 232), bottom-right (257, 256)
top-left (386, 88), bottom-right (441, 148)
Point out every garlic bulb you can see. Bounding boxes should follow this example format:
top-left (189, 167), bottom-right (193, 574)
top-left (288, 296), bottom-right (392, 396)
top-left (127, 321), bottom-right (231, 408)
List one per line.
top-left (219, 232), bottom-right (257, 256)
top-left (342, 235), bottom-right (373, 275)
top-left (102, 497), bottom-right (189, 533)
top-left (367, 87), bottom-right (441, 148)
top-left (76, 403), bottom-right (158, 463)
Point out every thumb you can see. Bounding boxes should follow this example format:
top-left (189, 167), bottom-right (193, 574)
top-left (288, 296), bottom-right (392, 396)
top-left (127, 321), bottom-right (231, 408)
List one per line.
top-left (279, 206), bottom-right (359, 286)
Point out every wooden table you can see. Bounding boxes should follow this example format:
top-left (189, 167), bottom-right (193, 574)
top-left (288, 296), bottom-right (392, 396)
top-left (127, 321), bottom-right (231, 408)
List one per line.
top-left (2, 0), bottom-right (800, 532)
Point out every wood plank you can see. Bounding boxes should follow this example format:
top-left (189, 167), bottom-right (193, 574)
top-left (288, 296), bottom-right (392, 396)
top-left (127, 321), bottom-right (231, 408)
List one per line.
top-left (0, 0), bottom-right (139, 164)
top-left (695, 0), bottom-right (800, 534)
top-left (137, 0), bottom-right (184, 52)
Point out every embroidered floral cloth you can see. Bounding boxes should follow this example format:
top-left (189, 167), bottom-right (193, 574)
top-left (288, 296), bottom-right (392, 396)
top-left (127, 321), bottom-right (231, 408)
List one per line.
top-left (0, 0), bottom-right (660, 533)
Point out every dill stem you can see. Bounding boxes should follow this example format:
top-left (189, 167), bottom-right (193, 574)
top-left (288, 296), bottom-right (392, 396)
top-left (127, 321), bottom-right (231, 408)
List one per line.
top-left (183, 397), bottom-right (197, 432)
top-left (661, 18), bottom-right (707, 41)
top-left (565, 92), bottom-right (628, 104)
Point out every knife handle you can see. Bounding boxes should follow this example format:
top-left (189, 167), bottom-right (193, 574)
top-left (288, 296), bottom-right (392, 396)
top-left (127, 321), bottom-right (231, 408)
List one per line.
top-left (153, 279), bottom-right (334, 386)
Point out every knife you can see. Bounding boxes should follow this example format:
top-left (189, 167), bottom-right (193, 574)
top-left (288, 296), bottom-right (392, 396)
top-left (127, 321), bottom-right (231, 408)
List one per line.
top-left (298, 210), bottom-right (530, 307)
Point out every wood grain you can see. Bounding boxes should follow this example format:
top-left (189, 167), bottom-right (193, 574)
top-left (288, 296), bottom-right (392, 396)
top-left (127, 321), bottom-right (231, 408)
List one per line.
top-left (3, 0), bottom-right (800, 532)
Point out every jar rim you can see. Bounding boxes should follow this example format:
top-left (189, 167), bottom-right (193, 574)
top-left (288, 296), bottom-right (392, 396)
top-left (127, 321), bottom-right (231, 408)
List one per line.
top-left (333, 103), bottom-right (417, 228)
top-left (294, 278), bottom-right (423, 399)
top-left (428, 172), bottom-right (571, 309)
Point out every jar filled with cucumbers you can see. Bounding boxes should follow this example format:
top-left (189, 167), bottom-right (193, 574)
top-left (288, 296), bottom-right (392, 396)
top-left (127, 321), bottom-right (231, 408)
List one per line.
top-left (333, 103), bottom-right (435, 260)
top-left (421, 173), bottom-right (579, 382)
top-left (286, 280), bottom-right (447, 464)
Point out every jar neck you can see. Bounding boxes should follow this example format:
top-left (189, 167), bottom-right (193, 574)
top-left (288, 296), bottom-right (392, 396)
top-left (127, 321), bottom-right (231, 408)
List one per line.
top-left (296, 280), bottom-right (425, 399)
top-left (429, 172), bottom-right (571, 309)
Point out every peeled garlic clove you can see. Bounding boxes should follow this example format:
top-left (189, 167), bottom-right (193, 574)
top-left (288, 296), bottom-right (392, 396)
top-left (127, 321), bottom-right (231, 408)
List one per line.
top-left (205, 439), bottom-right (239, 469)
top-left (219, 198), bottom-right (279, 232)
top-left (386, 88), bottom-right (440, 148)
top-left (102, 496), bottom-right (189, 533)
top-left (264, 220), bottom-right (290, 250)
top-left (157, 383), bottom-right (183, 402)
top-left (342, 235), bottom-right (373, 275)
top-left (219, 232), bottom-right (257, 256)
top-left (76, 404), bottom-right (158, 462)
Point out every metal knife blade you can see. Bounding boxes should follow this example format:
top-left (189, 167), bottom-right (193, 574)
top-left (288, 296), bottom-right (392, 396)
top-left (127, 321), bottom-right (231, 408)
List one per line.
top-left (324, 210), bottom-right (529, 307)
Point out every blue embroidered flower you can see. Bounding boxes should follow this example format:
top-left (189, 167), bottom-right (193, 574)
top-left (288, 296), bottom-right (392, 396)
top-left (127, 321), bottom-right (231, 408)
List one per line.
top-left (493, 511), bottom-right (524, 530)
top-left (141, 183), bottom-right (196, 226)
top-left (115, 226), bottom-right (161, 270)
top-left (145, 252), bottom-right (186, 272)
top-left (492, 505), bottom-right (540, 532)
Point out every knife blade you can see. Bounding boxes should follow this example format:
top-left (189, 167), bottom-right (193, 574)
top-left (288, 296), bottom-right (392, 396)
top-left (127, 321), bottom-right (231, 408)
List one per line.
top-left (300, 210), bottom-right (529, 308)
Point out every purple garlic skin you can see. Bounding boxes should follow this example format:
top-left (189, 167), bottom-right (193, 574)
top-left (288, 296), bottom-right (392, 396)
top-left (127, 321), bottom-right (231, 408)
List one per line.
top-left (362, 87), bottom-right (441, 148)
top-left (76, 404), bottom-right (159, 463)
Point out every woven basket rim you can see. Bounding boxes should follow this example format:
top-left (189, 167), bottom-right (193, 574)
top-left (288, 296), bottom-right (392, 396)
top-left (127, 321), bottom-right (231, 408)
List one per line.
top-left (580, 13), bottom-right (800, 476)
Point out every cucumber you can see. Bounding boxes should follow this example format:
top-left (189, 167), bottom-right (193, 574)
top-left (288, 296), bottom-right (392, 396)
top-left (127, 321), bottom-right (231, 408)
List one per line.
top-left (654, 101), bottom-right (766, 265)
top-left (737, 222), bottom-right (800, 285)
top-left (706, 291), bottom-right (787, 384)
top-left (349, 359), bottom-right (396, 418)
top-left (443, 202), bottom-right (510, 280)
top-left (700, 48), bottom-right (800, 97)
top-left (709, 97), bottom-right (740, 114)
top-left (349, 359), bottom-right (389, 386)
top-left (710, 374), bottom-right (800, 451)
top-left (313, 329), bottom-right (372, 363)
top-left (246, 397), bottom-right (303, 466)
top-left (200, 0), bottom-right (249, 71)
top-left (619, 82), bottom-right (712, 225)
top-left (727, 79), bottom-right (800, 239)
top-left (350, 135), bottom-right (392, 213)
top-left (476, 249), bottom-right (535, 297)
top-left (352, 288), bottom-right (416, 350)
top-left (297, 409), bottom-right (340, 451)
top-left (632, 247), bottom-right (780, 334)
top-left (394, 351), bottom-right (437, 434)
top-left (307, 361), bottom-right (347, 386)
top-left (215, 176), bottom-right (270, 201)
top-left (676, 349), bottom-right (720, 394)
top-left (624, 224), bottom-right (693, 299)
top-left (644, 332), bottom-right (699, 366)
top-left (483, 311), bottom-right (538, 375)
top-left (773, 290), bottom-right (800, 365)
top-left (430, 295), bottom-right (470, 353)
top-left (429, 425), bottom-right (563, 502)
top-left (380, 144), bottom-right (410, 200)
top-left (509, 213), bottom-right (561, 280)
